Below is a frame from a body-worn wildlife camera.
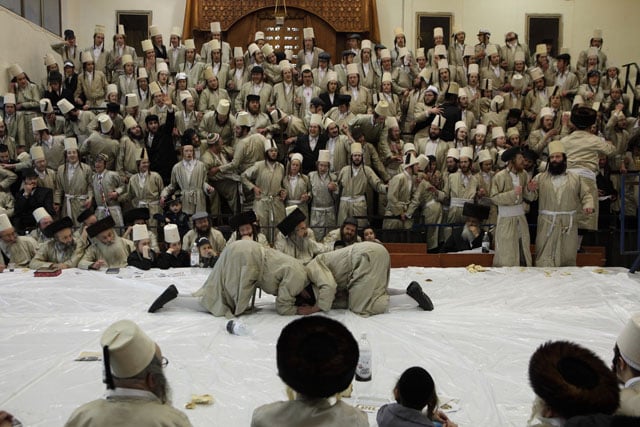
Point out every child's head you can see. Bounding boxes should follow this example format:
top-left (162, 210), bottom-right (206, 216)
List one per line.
top-left (363, 226), bottom-right (376, 242)
top-left (394, 367), bottom-right (437, 417)
top-left (169, 200), bottom-right (182, 214)
top-left (197, 237), bottom-right (213, 257)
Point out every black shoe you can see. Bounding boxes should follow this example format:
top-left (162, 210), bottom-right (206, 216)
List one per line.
top-left (148, 284), bottom-right (178, 313)
top-left (406, 281), bottom-right (434, 311)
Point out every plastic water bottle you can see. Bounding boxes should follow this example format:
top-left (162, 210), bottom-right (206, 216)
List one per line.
top-left (190, 242), bottom-right (199, 267)
top-left (226, 319), bottom-right (249, 336)
top-left (355, 333), bottom-right (372, 381)
top-left (482, 231), bottom-right (490, 253)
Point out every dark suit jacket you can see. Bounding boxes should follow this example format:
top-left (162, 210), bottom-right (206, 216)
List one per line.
top-left (13, 186), bottom-right (54, 233)
top-left (319, 92), bottom-right (340, 109)
top-left (440, 226), bottom-right (483, 253)
top-left (291, 134), bottom-right (328, 174)
top-left (146, 110), bottom-right (177, 186)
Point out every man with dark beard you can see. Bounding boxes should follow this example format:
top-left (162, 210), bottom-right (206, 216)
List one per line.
top-left (528, 141), bottom-right (593, 267)
top-left (322, 217), bottom-right (361, 248)
top-left (416, 115), bottom-right (449, 172)
top-left (29, 216), bottom-right (85, 269)
top-left (490, 146), bottom-right (535, 267)
top-left (64, 319), bottom-right (192, 427)
top-left (274, 207), bottom-right (329, 264)
top-left (181, 212), bottom-right (226, 255)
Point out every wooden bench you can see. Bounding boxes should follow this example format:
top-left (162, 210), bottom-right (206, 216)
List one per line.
top-left (384, 245), bottom-right (606, 268)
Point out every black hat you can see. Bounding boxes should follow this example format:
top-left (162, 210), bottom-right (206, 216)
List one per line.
top-left (250, 65), bottom-right (264, 74)
top-left (571, 106), bottom-right (597, 129)
top-left (342, 50), bottom-right (355, 58)
top-left (337, 94), bottom-right (351, 105)
top-left (196, 237), bottom-right (211, 247)
top-left (310, 97), bottom-right (325, 108)
top-left (462, 203), bottom-right (490, 221)
top-left (556, 53), bottom-right (571, 63)
top-left (123, 208), bottom-right (150, 225)
top-left (43, 216), bottom-right (73, 238)
top-left (374, 43), bottom-right (386, 50)
top-left (507, 108), bottom-right (522, 120)
top-left (64, 29), bottom-right (75, 40)
top-left (277, 207), bottom-right (306, 236)
top-left (145, 114), bottom-right (159, 124)
top-left (346, 33), bottom-right (361, 40)
top-left (77, 208), bottom-right (95, 224)
top-left (529, 341), bottom-right (619, 419)
top-left (277, 316), bottom-right (358, 398)
top-left (167, 193), bottom-right (182, 205)
top-left (191, 211), bottom-right (209, 223)
top-left (333, 240), bottom-right (347, 249)
top-left (22, 168), bottom-right (38, 179)
top-left (501, 146), bottom-right (522, 162)
top-left (318, 52), bottom-right (331, 61)
top-left (86, 216), bottom-right (115, 238)
top-left (106, 102), bottom-right (120, 114)
top-left (48, 70), bottom-right (62, 83)
top-left (521, 147), bottom-right (539, 162)
top-left (229, 210), bottom-right (257, 230)
top-left (246, 94), bottom-right (261, 103)
top-left (587, 69), bottom-right (601, 78)
top-left (343, 217), bottom-right (358, 227)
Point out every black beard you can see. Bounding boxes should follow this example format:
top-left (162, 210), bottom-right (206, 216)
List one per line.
top-left (447, 165), bottom-right (458, 173)
top-left (548, 160), bottom-right (567, 175)
top-left (428, 132), bottom-right (439, 140)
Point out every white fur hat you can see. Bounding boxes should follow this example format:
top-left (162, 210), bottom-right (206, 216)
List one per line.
top-left (290, 153), bottom-right (303, 164)
top-left (64, 137), bottom-right (78, 151)
top-left (132, 224), bottom-right (149, 241)
top-left (57, 98), bottom-right (75, 114)
top-left (81, 51), bottom-right (94, 64)
top-left (492, 126), bottom-right (505, 139)
top-left (0, 214), bottom-right (12, 232)
top-left (30, 146), bottom-right (45, 161)
top-left (468, 63), bottom-right (479, 75)
top-left (37, 98), bottom-right (52, 117)
top-left (98, 114), bottom-right (113, 133)
top-left (346, 63), bottom-right (359, 76)
top-left (617, 314), bottom-right (640, 370)
top-left (454, 120), bottom-right (467, 131)
top-left (31, 116), bottom-right (47, 132)
top-left (264, 138), bottom-right (277, 152)
top-left (446, 148), bottom-right (460, 160)
top-left (434, 45), bottom-right (447, 57)
top-left (217, 99), bottom-right (230, 115)
top-left (475, 124), bottom-right (487, 135)
top-left (3, 93), bottom-right (16, 105)
top-left (303, 27), bottom-right (315, 39)
top-left (141, 39), bottom-right (153, 52)
top-left (33, 207), bottom-right (51, 224)
top-left (209, 39), bottom-right (221, 51)
top-left (123, 116), bottom-right (138, 131)
top-left (236, 111), bottom-right (252, 127)
top-left (540, 107), bottom-right (555, 119)
top-left (317, 150), bottom-right (330, 163)
top-left (478, 149), bottom-right (493, 163)
top-left (170, 26), bottom-right (181, 37)
top-left (44, 53), bottom-right (57, 67)
top-left (149, 25), bottom-right (161, 37)
top-left (433, 27), bottom-right (444, 38)
top-left (163, 224), bottom-right (180, 243)
top-left (101, 319), bottom-right (157, 378)
top-left (184, 39), bottom-right (196, 50)
top-left (210, 22), bottom-right (221, 33)
top-left (254, 31), bottom-right (265, 41)
top-left (374, 100), bottom-right (391, 117)
top-left (310, 113), bottom-right (323, 128)
top-left (234, 47), bottom-right (244, 59)
top-left (460, 146), bottom-right (474, 160)
top-left (125, 93), bottom-right (139, 108)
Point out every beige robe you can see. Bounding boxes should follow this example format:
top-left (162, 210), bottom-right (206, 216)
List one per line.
top-left (64, 389), bottom-right (192, 427)
top-left (235, 81), bottom-right (273, 113)
top-left (117, 136), bottom-right (145, 179)
top-left (562, 130), bottom-right (616, 230)
top-left (35, 135), bottom-right (66, 171)
top-left (78, 236), bottom-right (134, 269)
top-left (308, 171), bottom-right (338, 240)
top-left (194, 240), bottom-right (307, 317)
top-left (336, 165), bottom-right (386, 227)
top-left (30, 237), bottom-right (85, 268)
top-left (274, 228), bottom-right (329, 264)
top-left (124, 172), bottom-right (164, 225)
top-left (242, 160), bottom-right (286, 242)
top-left (183, 228), bottom-right (226, 256)
top-left (490, 168), bottom-right (534, 267)
top-left (201, 149), bottom-right (240, 215)
top-left (54, 162), bottom-right (94, 226)
top-left (416, 178), bottom-right (444, 250)
top-left (81, 132), bottom-right (120, 170)
top-left (74, 71), bottom-right (108, 107)
top-left (340, 86), bottom-right (371, 115)
top-left (92, 171), bottom-right (125, 226)
top-left (531, 171), bottom-right (593, 267)
top-left (306, 242), bottom-right (390, 316)
top-left (163, 160), bottom-right (211, 215)
top-left (283, 173), bottom-right (312, 219)
top-left (198, 87), bottom-right (230, 112)
top-left (270, 82), bottom-right (297, 115)
top-left (251, 398), bottom-right (368, 427)
top-left (2, 236), bottom-right (37, 267)
top-left (383, 171), bottom-right (421, 229)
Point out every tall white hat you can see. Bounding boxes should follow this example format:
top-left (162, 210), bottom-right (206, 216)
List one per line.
top-left (433, 27), bottom-right (444, 38)
top-left (33, 207), bottom-right (51, 224)
top-left (44, 53), bottom-right (57, 67)
top-left (617, 314), bottom-right (640, 370)
top-left (149, 25), bottom-right (161, 37)
top-left (57, 99), bottom-right (75, 114)
top-left (163, 224), bottom-right (180, 243)
top-left (30, 146), bottom-right (45, 161)
top-left (100, 319), bottom-right (156, 378)
top-left (210, 22), bottom-right (221, 33)
top-left (170, 27), bottom-right (181, 37)
top-left (317, 150), bottom-right (330, 163)
top-left (217, 99), bottom-right (230, 115)
top-left (98, 114), bottom-right (113, 133)
top-left (446, 148), bottom-right (460, 160)
top-left (0, 214), bottom-right (12, 232)
top-left (460, 146), bottom-right (474, 160)
top-left (184, 39), bottom-right (196, 50)
top-left (236, 111), bottom-right (252, 127)
top-left (434, 45), bottom-right (447, 57)
top-left (81, 51), bottom-right (94, 64)
top-left (141, 39), bottom-right (153, 52)
top-left (303, 27), bottom-right (315, 39)
top-left (64, 137), bottom-right (78, 151)
top-left (125, 93), bottom-right (139, 108)
top-left (132, 224), bottom-right (149, 241)
top-left (478, 149), bottom-right (493, 163)
top-left (31, 116), bottom-right (47, 132)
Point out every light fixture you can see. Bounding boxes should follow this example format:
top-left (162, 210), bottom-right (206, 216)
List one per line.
top-left (274, 0), bottom-right (286, 27)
